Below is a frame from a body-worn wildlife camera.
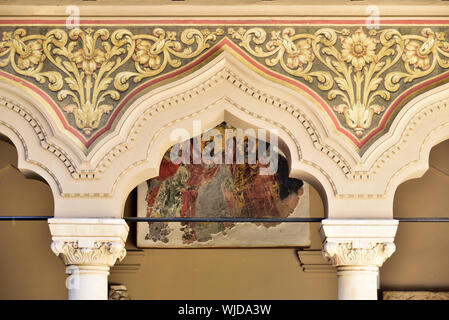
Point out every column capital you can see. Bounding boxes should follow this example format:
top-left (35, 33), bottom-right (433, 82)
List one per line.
top-left (322, 241), bottom-right (396, 267)
top-left (48, 218), bottom-right (129, 267)
top-left (51, 240), bottom-right (126, 267)
top-left (320, 219), bottom-right (398, 268)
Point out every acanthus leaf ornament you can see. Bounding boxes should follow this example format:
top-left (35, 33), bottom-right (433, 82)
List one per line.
top-left (228, 27), bottom-right (333, 91)
top-left (45, 27), bottom-right (135, 136)
top-left (322, 241), bottom-right (396, 267)
top-left (51, 240), bottom-right (127, 267)
top-left (114, 27), bottom-right (224, 91)
top-left (0, 29), bottom-right (63, 91)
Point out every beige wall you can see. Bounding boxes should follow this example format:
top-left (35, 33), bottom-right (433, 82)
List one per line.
top-left (0, 138), bottom-right (449, 299)
top-left (381, 139), bottom-right (449, 291)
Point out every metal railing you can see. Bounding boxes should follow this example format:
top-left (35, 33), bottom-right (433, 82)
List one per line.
top-left (0, 216), bottom-right (449, 222)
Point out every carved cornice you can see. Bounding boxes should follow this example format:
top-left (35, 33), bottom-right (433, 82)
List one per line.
top-left (322, 241), bottom-right (396, 267)
top-left (1, 24), bottom-right (449, 150)
top-left (51, 240), bottom-right (126, 267)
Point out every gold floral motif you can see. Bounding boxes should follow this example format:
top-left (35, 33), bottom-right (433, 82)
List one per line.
top-left (114, 28), bottom-right (224, 91)
top-left (230, 27), bottom-right (449, 137)
top-left (286, 38), bottom-right (314, 69)
top-left (385, 28), bottom-right (449, 94)
top-left (0, 28), bottom-right (62, 92)
top-left (399, 28), bottom-right (449, 74)
top-left (45, 28), bottom-right (132, 136)
top-left (133, 39), bottom-right (162, 70)
top-left (71, 29), bottom-right (108, 75)
top-left (228, 27), bottom-right (332, 90)
top-left (0, 27), bottom-right (223, 136)
top-left (340, 27), bottom-right (378, 72)
top-left (16, 39), bottom-right (46, 70)
top-left (402, 40), bottom-right (431, 70)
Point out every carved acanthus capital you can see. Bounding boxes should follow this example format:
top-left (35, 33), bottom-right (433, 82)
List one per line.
top-left (322, 241), bottom-right (396, 268)
top-left (51, 240), bottom-right (126, 267)
top-left (48, 218), bottom-right (129, 268)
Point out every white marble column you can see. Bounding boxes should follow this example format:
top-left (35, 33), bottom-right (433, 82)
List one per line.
top-left (48, 218), bottom-right (129, 300)
top-left (320, 219), bottom-right (398, 300)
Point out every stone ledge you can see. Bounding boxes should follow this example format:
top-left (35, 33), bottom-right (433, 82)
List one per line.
top-left (319, 219), bottom-right (399, 247)
top-left (48, 218), bottom-right (129, 246)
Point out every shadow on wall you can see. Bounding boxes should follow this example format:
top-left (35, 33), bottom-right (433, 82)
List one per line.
top-left (0, 139), bottom-right (337, 300)
top-left (381, 139), bottom-right (449, 291)
top-left (0, 139), bottom-right (67, 299)
top-left (0, 138), bottom-right (53, 215)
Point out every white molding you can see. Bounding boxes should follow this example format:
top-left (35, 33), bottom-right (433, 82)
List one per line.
top-left (1, 4), bottom-right (449, 18)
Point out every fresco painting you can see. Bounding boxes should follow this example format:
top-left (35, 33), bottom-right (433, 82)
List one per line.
top-left (137, 123), bottom-right (310, 247)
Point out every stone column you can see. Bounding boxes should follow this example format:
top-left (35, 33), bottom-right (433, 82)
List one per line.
top-left (320, 219), bottom-right (398, 300)
top-left (48, 218), bottom-right (129, 300)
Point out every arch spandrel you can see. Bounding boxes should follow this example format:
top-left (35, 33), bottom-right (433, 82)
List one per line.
top-left (2, 22), bottom-right (449, 152)
top-left (1, 20), bottom-right (449, 218)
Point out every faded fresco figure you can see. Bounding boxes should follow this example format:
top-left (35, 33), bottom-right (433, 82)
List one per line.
top-left (145, 122), bottom-right (304, 244)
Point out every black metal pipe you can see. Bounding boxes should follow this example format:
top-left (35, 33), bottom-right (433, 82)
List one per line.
top-left (396, 218), bottom-right (449, 222)
top-left (124, 217), bottom-right (324, 223)
top-left (1, 216), bottom-right (449, 222)
top-left (0, 216), bottom-right (323, 222)
top-left (0, 216), bottom-right (51, 220)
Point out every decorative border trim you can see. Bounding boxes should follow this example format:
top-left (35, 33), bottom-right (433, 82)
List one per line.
top-left (3, 19), bottom-right (449, 26)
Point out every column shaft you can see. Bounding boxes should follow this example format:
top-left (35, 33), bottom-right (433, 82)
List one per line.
top-left (336, 266), bottom-right (378, 300)
top-left (66, 266), bottom-right (110, 300)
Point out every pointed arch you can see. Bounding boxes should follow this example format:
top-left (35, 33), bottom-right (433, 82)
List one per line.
top-left (7, 49), bottom-right (449, 219)
top-left (96, 52), bottom-right (354, 218)
top-left (0, 85), bottom-right (67, 199)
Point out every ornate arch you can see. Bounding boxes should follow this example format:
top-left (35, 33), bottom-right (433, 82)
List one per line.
top-left (0, 84), bottom-right (74, 198)
top-left (375, 82), bottom-right (449, 200)
top-left (94, 52), bottom-right (347, 218)
top-left (1, 24), bottom-right (449, 219)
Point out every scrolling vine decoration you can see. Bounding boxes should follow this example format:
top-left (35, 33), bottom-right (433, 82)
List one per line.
top-left (0, 26), bottom-right (448, 140)
top-left (229, 26), bottom-right (449, 137)
top-left (0, 27), bottom-right (224, 136)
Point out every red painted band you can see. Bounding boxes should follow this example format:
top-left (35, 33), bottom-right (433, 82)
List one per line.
top-left (1, 19), bottom-right (449, 25)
